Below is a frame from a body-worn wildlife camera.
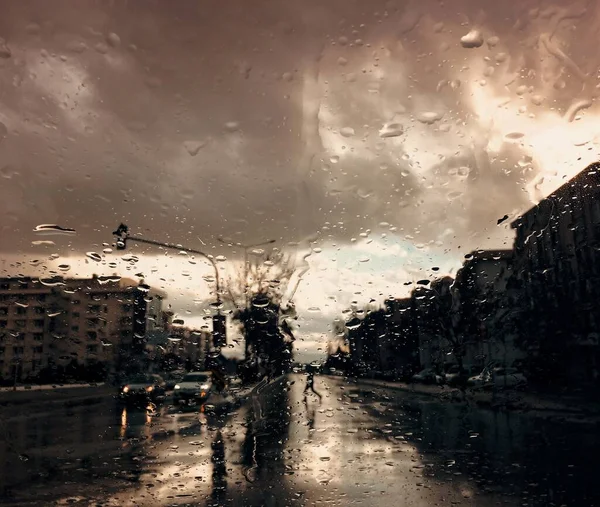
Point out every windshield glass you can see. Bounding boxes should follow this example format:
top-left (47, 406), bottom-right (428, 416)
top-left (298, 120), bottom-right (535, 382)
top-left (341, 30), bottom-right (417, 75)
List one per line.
top-left (1, 2), bottom-right (600, 506)
top-left (182, 374), bottom-right (210, 383)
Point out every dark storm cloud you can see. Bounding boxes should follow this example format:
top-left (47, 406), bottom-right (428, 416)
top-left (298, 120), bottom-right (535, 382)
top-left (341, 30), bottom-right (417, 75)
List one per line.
top-left (0, 0), bottom-right (599, 256)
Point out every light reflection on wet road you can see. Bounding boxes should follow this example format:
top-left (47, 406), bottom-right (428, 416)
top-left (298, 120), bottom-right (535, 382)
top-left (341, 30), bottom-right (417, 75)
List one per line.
top-left (1, 375), bottom-right (599, 506)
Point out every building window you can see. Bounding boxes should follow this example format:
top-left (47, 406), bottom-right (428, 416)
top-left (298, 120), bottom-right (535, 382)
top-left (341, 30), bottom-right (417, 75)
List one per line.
top-left (34, 307), bottom-right (45, 315)
top-left (33, 346), bottom-right (43, 354)
top-left (12, 346), bottom-right (24, 354)
top-left (122, 304), bottom-right (132, 312)
top-left (36, 294), bottom-right (46, 302)
top-left (33, 333), bottom-right (43, 342)
top-left (0, 283), bottom-right (9, 290)
top-left (71, 325), bottom-right (79, 332)
top-left (86, 345), bottom-right (98, 354)
top-left (87, 331), bottom-right (97, 340)
top-left (72, 312), bottom-right (80, 318)
top-left (34, 319), bottom-right (44, 328)
top-left (16, 306), bottom-right (27, 315)
top-left (0, 346), bottom-right (5, 354)
top-left (0, 307), bottom-right (7, 316)
top-left (0, 320), bottom-right (7, 329)
top-left (15, 320), bottom-right (26, 328)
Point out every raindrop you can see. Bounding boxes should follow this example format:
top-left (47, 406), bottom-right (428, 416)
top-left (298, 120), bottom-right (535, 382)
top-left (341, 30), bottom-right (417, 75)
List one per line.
top-left (97, 275), bottom-right (121, 285)
top-left (224, 121), bottom-right (240, 132)
top-left (252, 296), bottom-right (270, 308)
top-left (337, 56), bottom-right (348, 66)
top-left (486, 35), bottom-right (500, 48)
top-left (379, 122), bottom-right (403, 138)
top-left (57, 264), bottom-right (70, 272)
top-left (460, 29), bottom-right (484, 49)
top-left (345, 317), bottom-right (361, 330)
top-left (330, 155), bottom-right (340, 164)
top-left (505, 132), bottom-right (525, 141)
top-left (15, 302), bottom-right (29, 308)
top-left (34, 224), bottom-right (76, 236)
top-left (86, 252), bottom-right (102, 262)
top-left (138, 284), bottom-right (150, 293)
top-left (307, 307), bottom-right (321, 312)
top-left (215, 255), bottom-right (227, 262)
top-left (173, 318), bottom-right (185, 326)
top-left (417, 111), bottom-right (443, 124)
top-left (457, 166), bottom-right (470, 177)
top-left (0, 123), bottom-right (7, 145)
top-left (47, 311), bottom-right (62, 318)
top-left (39, 277), bottom-right (65, 287)
top-left (106, 32), bottom-right (121, 47)
top-left (531, 94), bottom-right (544, 106)
top-left (264, 260), bottom-right (274, 266)
top-left (312, 247), bottom-right (322, 253)
top-left (183, 140), bottom-right (205, 156)
top-left (122, 255), bottom-right (139, 263)
top-left (495, 52), bottom-right (508, 63)
top-left (447, 191), bottom-right (463, 201)
top-left (168, 337), bottom-right (182, 343)
top-left (103, 248), bottom-right (113, 254)
top-left (0, 37), bottom-right (11, 59)
top-left (31, 240), bottom-right (55, 246)
top-left (340, 127), bottom-right (355, 137)
top-left (94, 42), bottom-right (108, 54)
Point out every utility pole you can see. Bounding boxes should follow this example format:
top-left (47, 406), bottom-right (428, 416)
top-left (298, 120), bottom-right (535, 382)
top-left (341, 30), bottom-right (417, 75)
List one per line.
top-left (113, 224), bottom-right (226, 349)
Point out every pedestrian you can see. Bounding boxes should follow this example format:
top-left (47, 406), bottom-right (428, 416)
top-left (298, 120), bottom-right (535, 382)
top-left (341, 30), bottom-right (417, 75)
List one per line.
top-left (303, 370), bottom-right (322, 401)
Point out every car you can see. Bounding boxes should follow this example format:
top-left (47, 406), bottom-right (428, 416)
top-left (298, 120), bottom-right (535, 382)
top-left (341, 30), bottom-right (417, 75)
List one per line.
top-left (444, 364), bottom-right (478, 386)
top-left (411, 368), bottom-right (444, 385)
top-left (119, 374), bottom-right (166, 404)
top-left (163, 369), bottom-right (185, 390)
top-left (468, 367), bottom-right (527, 389)
top-left (173, 371), bottom-right (213, 405)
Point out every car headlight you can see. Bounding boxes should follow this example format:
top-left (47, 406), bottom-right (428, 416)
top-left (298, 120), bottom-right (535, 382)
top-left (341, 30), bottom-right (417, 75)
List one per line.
top-left (122, 386), bottom-right (129, 393)
top-left (200, 384), bottom-right (209, 390)
top-left (146, 386), bottom-right (154, 392)
top-left (174, 385), bottom-right (181, 390)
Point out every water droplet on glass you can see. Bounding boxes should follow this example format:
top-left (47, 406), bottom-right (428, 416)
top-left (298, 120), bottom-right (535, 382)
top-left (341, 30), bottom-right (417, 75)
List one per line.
top-left (86, 252), bottom-right (102, 262)
top-left (94, 42), bottom-right (108, 54)
top-left (505, 132), bottom-right (525, 141)
top-left (168, 337), bottom-right (182, 343)
top-left (215, 255), bottom-right (227, 262)
top-left (417, 111), bottom-right (443, 124)
top-left (183, 140), bottom-right (205, 156)
top-left (138, 283), bottom-right (150, 293)
top-left (224, 121), bottom-right (239, 132)
top-left (252, 296), bottom-right (270, 308)
top-left (330, 155), bottom-right (340, 164)
top-left (346, 317), bottom-right (362, 330)
top-left (447, 191), bottom-right (463, 201)
top-left (0, 37), bottom-right (11, 59)
top-left (337, 56), bottom-right (348, 66)
top-left (379, 122), bottom-right (403, 138)
top-left (531, 94), bottom-right (544, 106)
top-left (107, 32), bottom-right (121, 47)
top-left (340, 127), bottom-right (355, 137)
top-left (57, 264), bottom-right (70, 272)
top-left (39, 277), bottom-right (65, 287)
top-left (487, 35), bottom-right (500, 48)
top-left (460, 29), bottom-right (484, 49)
top-left (33, 224), bottom-right (76, 236)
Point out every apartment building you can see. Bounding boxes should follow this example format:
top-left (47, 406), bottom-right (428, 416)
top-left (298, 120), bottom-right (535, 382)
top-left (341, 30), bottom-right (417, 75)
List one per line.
top-left (0, 278), bottom-right (56, 382)
top-left (0, 276), bottom-right (148, 382)
top-left (511, 162), bottom-right (600, 382)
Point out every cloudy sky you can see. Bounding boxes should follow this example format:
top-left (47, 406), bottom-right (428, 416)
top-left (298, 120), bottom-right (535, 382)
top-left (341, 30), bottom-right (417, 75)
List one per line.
top-left (1, 0), bottom-right (600, 361)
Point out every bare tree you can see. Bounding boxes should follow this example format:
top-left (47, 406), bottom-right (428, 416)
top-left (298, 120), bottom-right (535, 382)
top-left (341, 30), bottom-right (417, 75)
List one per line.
top-left (223, 248), bottom-right (300, 378)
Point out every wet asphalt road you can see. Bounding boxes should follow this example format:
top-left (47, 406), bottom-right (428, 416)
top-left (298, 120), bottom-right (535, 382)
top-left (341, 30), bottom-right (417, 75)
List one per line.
top-left (1, 375), bottom-right (599, 506)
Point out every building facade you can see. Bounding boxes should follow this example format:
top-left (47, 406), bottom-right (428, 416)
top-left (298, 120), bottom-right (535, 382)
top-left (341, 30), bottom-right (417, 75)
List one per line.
top-left (0, 276), bottom-right (148, 382)
top-left (511, 162), bottom-right (600, 383)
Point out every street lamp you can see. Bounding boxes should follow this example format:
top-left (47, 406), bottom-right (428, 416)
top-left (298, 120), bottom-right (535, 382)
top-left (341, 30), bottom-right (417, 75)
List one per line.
top-left (112, 224), bottom-right (226, 348)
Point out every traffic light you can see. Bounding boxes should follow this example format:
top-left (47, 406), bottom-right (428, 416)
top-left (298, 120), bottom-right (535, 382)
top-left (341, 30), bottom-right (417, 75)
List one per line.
top-left (212, 313), bottom-right (227, 348)
top-left (113, 223), bottom-right (129, 250)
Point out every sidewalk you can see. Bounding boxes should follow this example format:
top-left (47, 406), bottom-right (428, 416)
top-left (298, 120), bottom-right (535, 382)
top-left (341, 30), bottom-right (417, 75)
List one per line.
top-left (353, 377), bottom-right (600, 419)
top-left (0, 384), bottom-right (114, 410)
